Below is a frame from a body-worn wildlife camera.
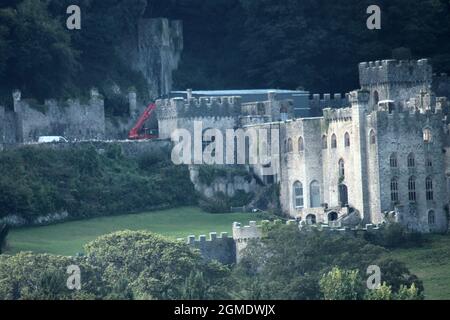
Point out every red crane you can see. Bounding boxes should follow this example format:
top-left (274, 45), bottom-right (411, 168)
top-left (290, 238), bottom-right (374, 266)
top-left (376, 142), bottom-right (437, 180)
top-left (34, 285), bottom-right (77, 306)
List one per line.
top-left (128, 103), bottom-right (158, 140)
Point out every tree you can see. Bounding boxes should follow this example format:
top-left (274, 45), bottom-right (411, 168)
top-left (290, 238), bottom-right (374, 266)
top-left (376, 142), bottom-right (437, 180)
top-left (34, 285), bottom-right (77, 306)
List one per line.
top-left (0, 252), bottom-right (101, 300)
top-left (84, 230), bottom-right (230, 300)
top-left (232, 224), bottom-right (422, 300)
top-left (364, 282), bottom-right (394, 300)
top-left (319, 267), bottom-right (363, 300)
top-left (0, 0), bottom-right (80, 100)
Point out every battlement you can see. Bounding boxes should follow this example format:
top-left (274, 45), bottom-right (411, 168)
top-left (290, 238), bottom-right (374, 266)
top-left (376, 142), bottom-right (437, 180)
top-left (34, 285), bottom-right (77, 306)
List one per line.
top-left (323, 107), bottom-right (353, 122)
top-left (156, 96), bottom-right (242, 119)
top-left (359, 59), bottom-right (432, 87)
top-left (185, 232), bottom-right (230, 245)
top-left (308, 93), bottom-right (350, 110)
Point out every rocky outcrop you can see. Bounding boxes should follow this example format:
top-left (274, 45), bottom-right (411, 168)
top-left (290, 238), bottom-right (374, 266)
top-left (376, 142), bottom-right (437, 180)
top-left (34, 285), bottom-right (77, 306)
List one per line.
top-left (119, 18), bottom-right (183, 98)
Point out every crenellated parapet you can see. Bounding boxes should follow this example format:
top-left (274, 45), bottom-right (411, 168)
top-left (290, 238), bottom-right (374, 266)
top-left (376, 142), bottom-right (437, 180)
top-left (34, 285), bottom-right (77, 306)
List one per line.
top-left (156, 96), bottom-right (242, 120)
top-left (183, 232), bottom-right (236, 265)
top-left (323, 107), bottom-right (353, 122)
top-left (309, 93), bottom-right (350, 111)
top-left (359, 59), bottom-right (432, 87)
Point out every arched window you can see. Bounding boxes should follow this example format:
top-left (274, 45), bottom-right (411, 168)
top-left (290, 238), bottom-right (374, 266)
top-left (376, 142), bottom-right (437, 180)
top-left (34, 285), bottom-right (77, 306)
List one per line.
top-left (344, 132), bottom-right (350, 147)
top-left (287, 138), bottom-right (293, 153)
top-left (373, 90), bottom-right (379, 105)
top-left (338, 159), bottom-right (345, 178)
top-left (423, 128), bottom-right (432, 143)
top-left (306, 214), bottom-right (316, 225)
top-left (428, 210), bottom-right (435, 225)
top-left (328, 212), bottom-right (338, 221)
top-left (426, 177), bottom-right (434, 201)
top-left (426, 157), bottom-right (433, 168)
top-left (331, 134), bottom-right (337, 149)
top-left (322, 135), bottom-right (328, 149)
top-left (369, 130), bottom-right (376, 145)
top-left (390, 153), bottom-right (398, 168)
top-left (310, 180), bottom-right (321, 208)
top-left (390, 178), bottom-right (399, 202)
top-left (407, 153), bottom-right (415, 168)
top-left (298, 136), bottom-right (304, 152)
top-left (408, 177), bottom-right (416, 202)
top-left (293, 181), bottom-right (304, 209)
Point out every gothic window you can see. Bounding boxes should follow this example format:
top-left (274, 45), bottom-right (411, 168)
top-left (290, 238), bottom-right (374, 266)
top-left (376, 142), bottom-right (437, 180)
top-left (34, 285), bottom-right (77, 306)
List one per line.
top-left (423, 128), bottom-right (432, 143)
top-left (298, 136), bottom-right (304, 152)
top-left (390, 153), bottom-right (398, 168)
top-left (310, 180), bottom-right (321, 208)
top-left (344, 132), bottom-right (350, 147)
top-left (408, 176), bottom-right (416, 202)
top-left (322, 135), bottom-right (328, 149)
top-left (287, 138), bottom-right (293, 153)
top-left (426, 177), bottom-right (434, 201)
top-left (426, 157), bottom-right (433, 168)
top-left (331, 134), bottom-right (337, 149)
top-left (293, 181), bottom-right (304, 209)
top-left (338, 159), bottom-right (345, 178)
top-left (390, 178), bottom-right (399, 202)
top-left (428, 210), bottom-right (435, 225)
top-left (407, 153), bottom-right (415, 168)
top-left (369, 130), bottom-right (376, 145)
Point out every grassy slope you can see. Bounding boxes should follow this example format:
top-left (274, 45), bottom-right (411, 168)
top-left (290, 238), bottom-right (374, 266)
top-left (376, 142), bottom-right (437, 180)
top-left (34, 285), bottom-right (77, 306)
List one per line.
top-left (6, 207), bottom-right (262, 256)
top-left (386, 234), bottom-right (450, 300)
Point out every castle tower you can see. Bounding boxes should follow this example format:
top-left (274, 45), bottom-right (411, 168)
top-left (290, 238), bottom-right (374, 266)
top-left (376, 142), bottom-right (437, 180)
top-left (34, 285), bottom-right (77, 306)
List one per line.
top-left (359, 59), bottom-right (432, 109)
top-left (350, 90), bottom-right (371, 224)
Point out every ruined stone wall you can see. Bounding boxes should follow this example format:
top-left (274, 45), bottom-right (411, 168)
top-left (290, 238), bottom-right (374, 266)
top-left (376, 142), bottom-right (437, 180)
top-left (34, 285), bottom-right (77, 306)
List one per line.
top-left (12, 90), bottom-right (105, 143)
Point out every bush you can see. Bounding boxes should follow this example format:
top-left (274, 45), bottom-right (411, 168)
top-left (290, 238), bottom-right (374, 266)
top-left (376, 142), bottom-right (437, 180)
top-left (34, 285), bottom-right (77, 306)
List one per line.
top-left (0, 146), bottom-right (197, 223)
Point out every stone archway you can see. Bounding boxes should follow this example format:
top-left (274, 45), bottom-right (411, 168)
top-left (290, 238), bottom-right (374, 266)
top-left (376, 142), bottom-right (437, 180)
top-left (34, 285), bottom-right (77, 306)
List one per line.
top-left (305, 214), bottom-right (316, 225)
top-left (328, 211), bottom-right (338, 222)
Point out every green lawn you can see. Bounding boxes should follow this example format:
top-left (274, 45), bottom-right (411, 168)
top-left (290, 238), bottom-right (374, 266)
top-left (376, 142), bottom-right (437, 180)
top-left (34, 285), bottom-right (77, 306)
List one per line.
top-left (387, 234), bottom-right (450, 300)
top-left (5, 207), bottom-right (261, 256)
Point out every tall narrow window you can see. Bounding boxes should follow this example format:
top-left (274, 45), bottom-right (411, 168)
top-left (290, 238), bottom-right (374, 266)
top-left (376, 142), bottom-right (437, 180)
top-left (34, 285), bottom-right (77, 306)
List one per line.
top-left (298, 136), bottom-right (304, 152)
top-left (408, 176), bottom-right (416, 202)
top-left (428, 210), bottom-right (435, 225)
top-left (370, 130), bottom-right (376, 145)
top-left (426, 177), bottom-right (434, 201)
top-left (310, 180), bottom-right (321, 208)
top-left (426, 157), bottom-right (433, 168)
top-left (390, 153), bottom-right (398, 168)
top-left (423, 128), bottom-right (432, 143)
top-left (344, 132), bottom-right (350, 147)
top-left (373, 90), bottom-right (379, 105)
top-left (331, 134), bottom-right (337, 149)
top-left (322, 135), bottom-right (328, 149)
top-left (390, 178), bottom-right (399, 203)
top-left (407, 153), bottom-right (415, 168)
top-left (338, 159), bottom-right (345, 178)
top-left (293, 181), bottom-right (304, 209)
top-left (287, 138), bottom-right (293, 153)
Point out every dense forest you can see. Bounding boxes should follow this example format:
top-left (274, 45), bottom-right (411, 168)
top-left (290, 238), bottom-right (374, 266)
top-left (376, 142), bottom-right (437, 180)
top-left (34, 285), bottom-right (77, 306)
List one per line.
top-left (0, 0), bottom-right (449, 105)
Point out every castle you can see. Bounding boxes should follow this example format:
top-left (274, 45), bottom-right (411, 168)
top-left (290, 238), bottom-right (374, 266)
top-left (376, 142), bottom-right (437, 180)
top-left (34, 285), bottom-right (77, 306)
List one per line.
top-left (157, 59), bottom-right (450, 233)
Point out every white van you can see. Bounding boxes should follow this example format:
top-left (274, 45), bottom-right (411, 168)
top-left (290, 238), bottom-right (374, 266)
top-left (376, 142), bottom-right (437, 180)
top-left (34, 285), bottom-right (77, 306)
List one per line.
top-left (37, 136), bottom-right (69, 143)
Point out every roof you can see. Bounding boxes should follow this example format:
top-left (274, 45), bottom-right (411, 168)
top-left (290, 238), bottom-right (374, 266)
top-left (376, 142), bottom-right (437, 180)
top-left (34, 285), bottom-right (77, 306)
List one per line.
top-left (171, 89), bottom-right (309, 95)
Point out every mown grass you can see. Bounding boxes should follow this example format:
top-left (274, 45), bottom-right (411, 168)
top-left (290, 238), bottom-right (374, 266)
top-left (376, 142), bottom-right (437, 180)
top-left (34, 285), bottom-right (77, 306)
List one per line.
top-left (386, 234), bottom-right (450, 300)
top-left (5, 207), bottom-right (262, 256)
